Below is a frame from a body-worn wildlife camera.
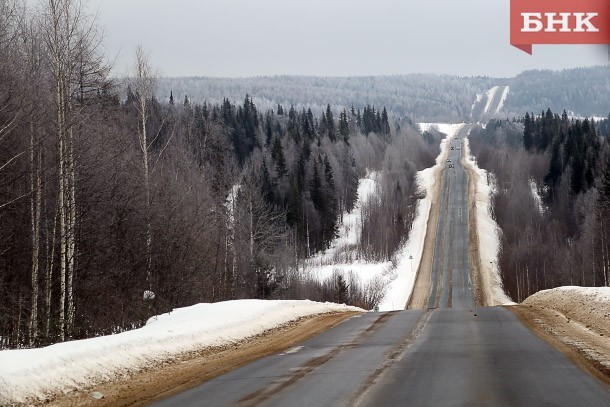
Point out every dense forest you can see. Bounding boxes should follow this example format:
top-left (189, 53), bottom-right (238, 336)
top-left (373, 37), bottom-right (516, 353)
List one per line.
top-left (502, 66), bottom-right (610, 118)
top-left (0, 0), bottom-right (441, 348)
top-left (469, 112), bottom-right (610, 302)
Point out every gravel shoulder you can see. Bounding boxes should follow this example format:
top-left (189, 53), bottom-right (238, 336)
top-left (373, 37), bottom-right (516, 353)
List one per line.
top-left (46, 312), bottom-right (360, 407)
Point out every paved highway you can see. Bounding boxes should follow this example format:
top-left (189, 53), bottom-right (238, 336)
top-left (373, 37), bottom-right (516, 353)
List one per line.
top-left (428, 125), bottom-right (472, 308)
top-left (155, 308), bottom-right (610, 406)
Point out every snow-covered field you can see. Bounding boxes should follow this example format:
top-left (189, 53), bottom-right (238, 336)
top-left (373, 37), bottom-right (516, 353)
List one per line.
top-left (462, 138), bottom-right (514, 305)
top-left (523, 286), bottom-right (610, 337)
top-left (306, 124), bottom-right (463, 311)
top-left (0, 300), bottom-right (361, 405)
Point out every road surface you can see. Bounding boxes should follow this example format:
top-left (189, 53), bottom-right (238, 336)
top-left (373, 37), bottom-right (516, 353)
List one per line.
top-left (427, 125), bottom-right (472, 308)
top-left (154, 308), bottom-right (610, 406)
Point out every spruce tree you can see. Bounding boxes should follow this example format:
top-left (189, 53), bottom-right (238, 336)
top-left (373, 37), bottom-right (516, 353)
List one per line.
top-left (523, 112), bottom-right (534, 151)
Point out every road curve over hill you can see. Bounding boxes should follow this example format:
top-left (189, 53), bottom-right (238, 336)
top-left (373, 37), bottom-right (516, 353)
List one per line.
top-left (154, 308), bottom-right (610, 406)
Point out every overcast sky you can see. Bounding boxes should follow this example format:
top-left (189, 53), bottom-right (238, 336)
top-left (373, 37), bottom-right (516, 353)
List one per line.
top-left (90, 0), bottom-right (608, 78)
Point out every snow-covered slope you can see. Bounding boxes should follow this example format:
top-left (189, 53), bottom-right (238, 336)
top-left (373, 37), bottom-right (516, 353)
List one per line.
top-left (0, 300), bottom-right (361, 405)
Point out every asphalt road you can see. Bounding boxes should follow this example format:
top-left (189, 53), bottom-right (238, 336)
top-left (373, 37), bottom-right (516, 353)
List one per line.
top-left (155, 308), bottom-right (610, 406)
top-left (428, 125), bottom-right (472, 308)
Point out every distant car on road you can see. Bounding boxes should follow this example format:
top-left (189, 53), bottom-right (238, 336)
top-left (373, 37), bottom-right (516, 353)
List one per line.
top-left (446, 158), bottom-right (451, 162)
top-left (449, 164), bottom-right (454, 168)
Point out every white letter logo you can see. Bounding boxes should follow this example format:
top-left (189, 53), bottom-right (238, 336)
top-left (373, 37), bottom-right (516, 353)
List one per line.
top-left (573, 13), bottom-right (599, 32)
top-left (521, 13), bottom-right (543, 32)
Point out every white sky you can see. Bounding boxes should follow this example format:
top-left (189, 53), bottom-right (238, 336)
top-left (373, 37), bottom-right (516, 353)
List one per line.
top-left (90, 0), bottom-right (608, 78)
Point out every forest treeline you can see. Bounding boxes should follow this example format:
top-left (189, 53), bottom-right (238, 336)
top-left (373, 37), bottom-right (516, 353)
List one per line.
top-left (469, 111), bottom-right (610, 302)
top-left (159, 66), bottom-right (610, 123)
top-left (0, 0), bottom-right (439, 348)
top-left (158, 75), bottom-right (497, 123)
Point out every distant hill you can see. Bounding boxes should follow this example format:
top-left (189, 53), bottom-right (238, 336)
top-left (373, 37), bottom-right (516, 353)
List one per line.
top-left (502, 65), bottom-right (610, 118)
top-left (157, 75), bottom-right (498, 122)
top-left (157, 66), bottom-right (609, 122)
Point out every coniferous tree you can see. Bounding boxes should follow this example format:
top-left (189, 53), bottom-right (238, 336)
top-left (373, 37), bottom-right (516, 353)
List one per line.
top-left (523, 112), bottom-right (534, 151)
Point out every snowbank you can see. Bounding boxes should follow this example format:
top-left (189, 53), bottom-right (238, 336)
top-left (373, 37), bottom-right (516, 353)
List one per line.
top-left (0, 300), bottom-right (361, 404)
top-left (462, 138), bottom-right (513, 305)
top-left (523, 286), bottom-right (610, 337)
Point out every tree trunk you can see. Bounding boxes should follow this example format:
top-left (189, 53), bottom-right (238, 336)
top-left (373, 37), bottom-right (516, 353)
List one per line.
top-left (28, 122), bottom-right (42, 346)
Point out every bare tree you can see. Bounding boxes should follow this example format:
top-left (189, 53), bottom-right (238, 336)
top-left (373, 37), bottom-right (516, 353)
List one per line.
top-left (41, 0), bottom-right (108, 340)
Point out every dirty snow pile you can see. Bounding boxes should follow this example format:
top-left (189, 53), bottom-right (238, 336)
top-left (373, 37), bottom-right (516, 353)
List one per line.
top-left (307, 124), bottom-right (463, 311)
top-left (462, 138), bottom-right (514, 305)
top-left (523, 286), bottom-right (610, 337)
top-left (0, 300), bottom-right (362, 405)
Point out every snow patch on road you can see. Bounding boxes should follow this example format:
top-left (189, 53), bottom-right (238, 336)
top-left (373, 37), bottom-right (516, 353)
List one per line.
top-left (463, 138), bottom-right (514, 305)
top-left (0, 300), bottom-right (361, 405)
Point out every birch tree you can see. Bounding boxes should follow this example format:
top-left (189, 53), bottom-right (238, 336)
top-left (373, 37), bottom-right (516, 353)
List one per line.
top-left (132, 45), bottom-right (156, 291)
top-left (42, 0), bottom-right (107, 340)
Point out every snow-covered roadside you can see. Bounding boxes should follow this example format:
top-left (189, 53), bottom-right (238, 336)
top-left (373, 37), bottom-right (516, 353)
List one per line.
top-left (462, 138), bottom-right (514, 305)
top-left (522, 287), bottom-right (610, 337)
top-left (0, 300), bottom-right (361, 405)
